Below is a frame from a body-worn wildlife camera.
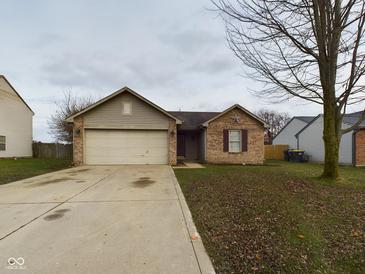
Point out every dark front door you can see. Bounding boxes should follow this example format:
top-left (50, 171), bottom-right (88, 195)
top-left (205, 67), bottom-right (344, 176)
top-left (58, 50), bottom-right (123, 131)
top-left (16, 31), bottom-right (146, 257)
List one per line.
top-left (177, 134), bottom-right (185, 157)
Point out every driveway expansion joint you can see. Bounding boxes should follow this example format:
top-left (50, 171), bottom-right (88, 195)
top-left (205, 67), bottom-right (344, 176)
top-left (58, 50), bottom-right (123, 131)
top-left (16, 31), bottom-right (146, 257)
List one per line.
top-left (0, 171), bottom-right (116, 241)
top-left (66, 198), bottom-right (178, 203)
top-left (1, 165), bottom-right (215, 274)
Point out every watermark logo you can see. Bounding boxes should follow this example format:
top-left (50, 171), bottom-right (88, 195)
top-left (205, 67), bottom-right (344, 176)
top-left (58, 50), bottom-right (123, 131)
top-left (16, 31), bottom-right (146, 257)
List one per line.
top-left (6, 257), bottom-right (26, 270)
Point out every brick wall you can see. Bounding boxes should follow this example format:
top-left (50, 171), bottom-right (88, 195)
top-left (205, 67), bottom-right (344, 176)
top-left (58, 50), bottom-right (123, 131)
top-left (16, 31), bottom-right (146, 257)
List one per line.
top-left (168, 119), bottom-right (177, 165)
top-left (206, 108), bottom-right (264, 164)
top-left (73, 116), bottom-right (84, 165)
top-left (356, 129), bottom-right (365, 166)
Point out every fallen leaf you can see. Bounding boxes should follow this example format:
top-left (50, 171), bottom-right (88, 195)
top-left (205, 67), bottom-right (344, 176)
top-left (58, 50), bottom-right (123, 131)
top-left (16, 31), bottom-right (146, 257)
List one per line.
top-left (351, 229), bottom-right (362, 237)
top-left (191, 232), bottom-right (199, 240)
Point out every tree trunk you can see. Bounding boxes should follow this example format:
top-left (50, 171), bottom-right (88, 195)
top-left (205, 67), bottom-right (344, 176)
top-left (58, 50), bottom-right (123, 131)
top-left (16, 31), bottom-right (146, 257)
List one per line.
top-left (322, 102), bottom-right (341, 179)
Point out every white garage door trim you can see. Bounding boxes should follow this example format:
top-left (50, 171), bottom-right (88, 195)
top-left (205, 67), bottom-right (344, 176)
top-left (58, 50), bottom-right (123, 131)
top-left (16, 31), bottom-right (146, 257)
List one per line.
top-left (84, 129), bottom-right (168, 165)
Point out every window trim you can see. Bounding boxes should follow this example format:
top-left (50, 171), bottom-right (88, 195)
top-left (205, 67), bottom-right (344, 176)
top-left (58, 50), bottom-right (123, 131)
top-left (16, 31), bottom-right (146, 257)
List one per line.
top-left (122, 102), bottom-right (132, 115)
top-left (228, 130), bottom-right (241, 153)
top-left (0, 135), bottom-right (6, 151)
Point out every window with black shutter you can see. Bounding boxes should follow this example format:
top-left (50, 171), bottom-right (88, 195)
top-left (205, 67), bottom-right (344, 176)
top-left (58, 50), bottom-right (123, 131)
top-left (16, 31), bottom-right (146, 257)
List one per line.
top-left (241, 129), bottom-right (248, 152)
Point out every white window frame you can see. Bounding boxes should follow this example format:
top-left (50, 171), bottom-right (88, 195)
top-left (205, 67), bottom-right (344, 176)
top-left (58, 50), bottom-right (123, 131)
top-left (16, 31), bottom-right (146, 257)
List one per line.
top-left (229, 130), bottom-right (241, 153)
top-left (0, 135), bottom-right (5, 151)
top-left (122, 102), bottom-right (132, 115)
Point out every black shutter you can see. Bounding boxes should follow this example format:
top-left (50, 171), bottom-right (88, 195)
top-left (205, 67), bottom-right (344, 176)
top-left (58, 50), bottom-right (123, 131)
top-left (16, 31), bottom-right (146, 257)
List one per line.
top-left (223, 130), bottom-right (229, 152)
top-left (242, 129), bottom-right (248, 152)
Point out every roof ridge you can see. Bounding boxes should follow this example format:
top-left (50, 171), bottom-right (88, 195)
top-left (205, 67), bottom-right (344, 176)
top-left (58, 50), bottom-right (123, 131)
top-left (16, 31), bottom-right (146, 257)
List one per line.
top-left (168, 110), bottom-right (220, 113)
top-left (66, 86), bottom-right (182, 123)
top-left (345, 110), bottom-right (364, 116)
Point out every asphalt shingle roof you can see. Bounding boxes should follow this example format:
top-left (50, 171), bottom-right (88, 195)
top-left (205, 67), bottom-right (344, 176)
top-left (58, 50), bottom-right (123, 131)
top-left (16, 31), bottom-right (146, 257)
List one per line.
top-left (343, 111), bottom-right (365, 127)
top-left (168, 111), bottom-right (219, 130)
top-left (295, 116), bottom-right (316, 123)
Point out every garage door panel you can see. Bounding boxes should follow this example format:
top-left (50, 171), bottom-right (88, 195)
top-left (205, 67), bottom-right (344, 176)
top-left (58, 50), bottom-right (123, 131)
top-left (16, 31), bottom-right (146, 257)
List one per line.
top-left (85, 130), bottom-right (168, 165)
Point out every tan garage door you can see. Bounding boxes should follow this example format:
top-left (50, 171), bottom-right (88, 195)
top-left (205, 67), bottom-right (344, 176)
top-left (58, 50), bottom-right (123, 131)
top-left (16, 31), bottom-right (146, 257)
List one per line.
top-left (85, 130), bottom-right (168, 165)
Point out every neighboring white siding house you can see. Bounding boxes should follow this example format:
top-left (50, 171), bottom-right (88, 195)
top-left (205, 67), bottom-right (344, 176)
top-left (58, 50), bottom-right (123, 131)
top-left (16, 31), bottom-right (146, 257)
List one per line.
top-left (273, 117), bottom-right (314, 149)
top-left (0, 76), bottom-right (34, 157)
top-left (296, 115), bottom-right (354, 164)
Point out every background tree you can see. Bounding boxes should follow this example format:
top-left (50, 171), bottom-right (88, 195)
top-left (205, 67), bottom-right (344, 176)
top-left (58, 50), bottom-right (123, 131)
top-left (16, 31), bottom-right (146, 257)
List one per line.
top-left (256, 109), bottom-right (291, 140)
top-left (212, 0), bottom-right (365, 179)
top-left (48, 92), bottom-right (95, 143)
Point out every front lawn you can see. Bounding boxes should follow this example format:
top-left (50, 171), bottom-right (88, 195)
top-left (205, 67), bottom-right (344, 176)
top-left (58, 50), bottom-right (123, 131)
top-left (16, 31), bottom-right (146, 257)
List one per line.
top-left (0, 158), bottom-right (72, 185)
top-left (175, 161), bottom-right (365, 273)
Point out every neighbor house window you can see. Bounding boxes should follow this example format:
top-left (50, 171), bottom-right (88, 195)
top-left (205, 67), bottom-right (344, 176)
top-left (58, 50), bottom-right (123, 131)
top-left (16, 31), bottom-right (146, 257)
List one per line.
top-left (0, 136), bottom-right (5, 151)
top-left (122, 102), bottom-right (132, 115)
top-left (229, 130), bottom-right (241, 153)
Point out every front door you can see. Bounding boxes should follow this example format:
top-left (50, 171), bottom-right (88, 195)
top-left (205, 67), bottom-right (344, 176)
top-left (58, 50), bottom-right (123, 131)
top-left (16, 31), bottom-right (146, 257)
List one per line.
top-left (177, 134), bottom-right (185, 157)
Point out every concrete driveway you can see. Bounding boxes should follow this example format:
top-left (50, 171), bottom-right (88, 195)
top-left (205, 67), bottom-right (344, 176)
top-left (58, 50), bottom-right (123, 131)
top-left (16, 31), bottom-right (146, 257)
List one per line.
top-left (0, 165), bottom-right (214, 274)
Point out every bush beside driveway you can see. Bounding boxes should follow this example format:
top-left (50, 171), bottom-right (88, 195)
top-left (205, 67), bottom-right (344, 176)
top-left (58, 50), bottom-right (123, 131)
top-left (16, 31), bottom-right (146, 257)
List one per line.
top-left (0, 158), bottom-right (72, 185)
top-left (174, 161), bottom-right (365, 273)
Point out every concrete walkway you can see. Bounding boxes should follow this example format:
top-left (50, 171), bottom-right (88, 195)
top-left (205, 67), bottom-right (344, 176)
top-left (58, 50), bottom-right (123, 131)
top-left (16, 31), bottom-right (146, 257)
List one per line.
top-left (0, 165), bottom-right (214, 274)
top-left (173, 162), bottom-right (205, 169)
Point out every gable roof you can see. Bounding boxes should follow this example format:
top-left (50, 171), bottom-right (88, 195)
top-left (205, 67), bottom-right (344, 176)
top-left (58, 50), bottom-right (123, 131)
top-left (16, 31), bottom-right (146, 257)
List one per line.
top-left (0, 75), bottom-right (34, 114)
top-left (296, 116), bottom-right (316, 123)
top-left (342, 111), bottom-right (365, 128)
top-left (201, 104), bottom-right (267, 127)
top-left (273, 116), bottom-right (316, 141)
top-left (168, 111), bottom-right (219, 130)
top-left (66, 86), bottom-right (182, 123)
top-left (295, 111), bottom-right (365, 138)
top-left (295, 114), bottom-right (321, 138)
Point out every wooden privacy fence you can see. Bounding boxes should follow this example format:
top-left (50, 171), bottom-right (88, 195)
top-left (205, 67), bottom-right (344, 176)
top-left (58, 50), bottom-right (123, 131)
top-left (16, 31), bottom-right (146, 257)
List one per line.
top-left (33, 143), bottom-right (73, 160)
top-left (265, 145), bottom-right (289, 160)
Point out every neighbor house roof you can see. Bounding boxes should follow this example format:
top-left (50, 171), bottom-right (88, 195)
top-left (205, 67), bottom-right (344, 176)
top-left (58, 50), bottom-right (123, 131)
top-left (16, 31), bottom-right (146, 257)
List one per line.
top-left (66, 86), bottom-right (182, 123)
top-left (168, 111), bottom-right (219, 130)
top-left (272, 115), bottom-right (316, 141)
top-left (343, 111), bottom-right (365, 128)
top-left (0, 75), bottom-right (34, 114)
top-left (294, 114), bottom-right (321, 138)
top-left (295, 116), bottom-right (316, 123)
top-left (294, 110), bottom-right (365, 138)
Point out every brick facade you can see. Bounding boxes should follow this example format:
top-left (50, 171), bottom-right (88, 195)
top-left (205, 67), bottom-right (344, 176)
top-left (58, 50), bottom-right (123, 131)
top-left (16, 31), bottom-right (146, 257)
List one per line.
top-left (73, 116), bottom-right (84, 165)
top-left (356, 129), bottom-right (365, 166)
top-left (168, 119), bottom-right (177, 165)
top-left (206, 108), bottom-right (264, 164)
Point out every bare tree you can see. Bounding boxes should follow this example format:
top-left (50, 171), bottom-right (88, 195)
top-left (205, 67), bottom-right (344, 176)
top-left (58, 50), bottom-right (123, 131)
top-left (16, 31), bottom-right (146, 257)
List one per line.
top-left (212, 0), bottom-right (365, 179)
top-left (256, 109), bottom-right (291, 138)
top-left (48, 92), bottom-right (95, 143)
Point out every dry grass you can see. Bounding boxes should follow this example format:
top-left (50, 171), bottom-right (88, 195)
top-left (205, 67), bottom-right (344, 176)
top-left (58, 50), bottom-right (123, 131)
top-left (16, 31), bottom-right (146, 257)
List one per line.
top-left (175, 161), bottom-right (365, 273)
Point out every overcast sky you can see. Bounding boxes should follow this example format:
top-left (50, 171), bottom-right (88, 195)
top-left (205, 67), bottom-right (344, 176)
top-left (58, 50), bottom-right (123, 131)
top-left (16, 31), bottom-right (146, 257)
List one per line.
top-left (2, 0), bottom-right (361, 142)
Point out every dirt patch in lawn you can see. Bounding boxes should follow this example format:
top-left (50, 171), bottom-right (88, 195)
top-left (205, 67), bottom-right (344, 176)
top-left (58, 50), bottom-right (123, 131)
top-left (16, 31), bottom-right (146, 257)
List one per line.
top-left (175, 166), bottom-right (365, 273)
top-left (133, 177), bottom-right (155, 188)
